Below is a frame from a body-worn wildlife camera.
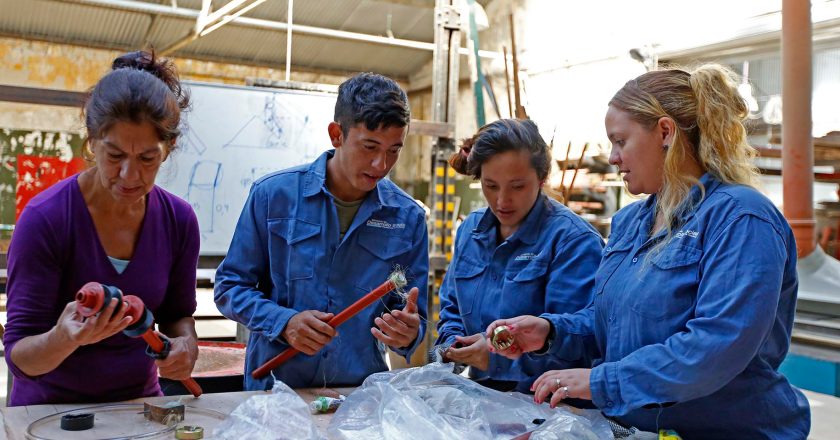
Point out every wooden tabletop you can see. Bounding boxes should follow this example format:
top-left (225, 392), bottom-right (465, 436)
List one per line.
top-left (0, 387), bottom-right (355, 440)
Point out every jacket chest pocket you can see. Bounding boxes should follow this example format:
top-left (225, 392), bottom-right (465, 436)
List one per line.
top-left (268, 218), bottom-right (321, 281)
top-left (502, 260), bottom-right (548, 316)
top-left (595, 237), bottom-right (633, 296)
top-left (451, 257), bottom-right (486, 316)
top-left (357, 227), bottom-right (412, 262)
top-left (629, 244), bottom-right (701, 321)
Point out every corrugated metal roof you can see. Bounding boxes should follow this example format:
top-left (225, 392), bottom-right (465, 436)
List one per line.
top-left (0, 0), bottom-right (486, 80)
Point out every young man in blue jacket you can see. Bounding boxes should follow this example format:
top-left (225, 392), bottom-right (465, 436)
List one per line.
top-left (215, 73), bottom-right (428, 390)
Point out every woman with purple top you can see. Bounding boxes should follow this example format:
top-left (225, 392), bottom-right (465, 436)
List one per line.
top-left (2, 51), bottom-right (200, 406)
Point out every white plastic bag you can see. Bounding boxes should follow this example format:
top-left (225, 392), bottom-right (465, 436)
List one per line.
top-left (327, 363), bottom-right (613, 440)
top-left (212, 379), bottom-right (322, 440)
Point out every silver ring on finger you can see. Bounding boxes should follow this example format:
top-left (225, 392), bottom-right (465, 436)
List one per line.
top-left (561, 385), bottom-right (569, 399)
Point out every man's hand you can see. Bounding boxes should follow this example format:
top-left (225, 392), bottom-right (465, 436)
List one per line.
top-left (372, 287), bottom-right (420, 349)
top-left (282, 310), bottom-right (336, 355)
top-left (444, 333), bottom-right (489, 371)
top-left (156, 334), bottom-right (199, 380)
top-left (485, 315), bottom-right (551, 359)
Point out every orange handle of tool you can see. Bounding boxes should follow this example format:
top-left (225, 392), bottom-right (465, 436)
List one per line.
top-left (141, 328), bottom-right (203, 398)
top-left (252, 279), bottom-right (397, 379)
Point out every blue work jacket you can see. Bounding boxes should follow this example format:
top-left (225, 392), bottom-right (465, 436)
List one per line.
top-left (214, 150), bottom-right (428, 391)
top-left (542, 174), bottom-right (810, 439)
top-left (436, 194), bottom-right (603, 391)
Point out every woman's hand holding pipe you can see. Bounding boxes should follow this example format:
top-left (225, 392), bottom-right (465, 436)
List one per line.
top-left (156, 333), bottom-right (198, 380)
top-left (56, 299), bottom-right (132, 348)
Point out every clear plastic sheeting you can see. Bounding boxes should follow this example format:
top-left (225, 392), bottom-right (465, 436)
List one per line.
top-left (326, 363), bottom-right (613, 440)
top-left (212, 379), bottom-right (322, 440)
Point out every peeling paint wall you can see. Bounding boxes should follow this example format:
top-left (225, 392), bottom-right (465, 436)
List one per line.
top-left (0, 37), bottom-right (434, 208)
top-left (0, 37), bottom-right (352, 132)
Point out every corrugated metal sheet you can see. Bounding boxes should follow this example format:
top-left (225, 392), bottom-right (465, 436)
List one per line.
top-left (0, 0), bottom-right (488, 79)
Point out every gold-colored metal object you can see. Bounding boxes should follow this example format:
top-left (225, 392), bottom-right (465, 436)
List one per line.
top-left (143, 402), bottom-right (185, 425)
top-left (175, 425), bottom-right (204, 439)
top-left (491, 325), bottom-right (514, 350)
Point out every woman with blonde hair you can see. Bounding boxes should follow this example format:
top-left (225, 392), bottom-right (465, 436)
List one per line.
top-left (486, 65), bottom-right (810, 438)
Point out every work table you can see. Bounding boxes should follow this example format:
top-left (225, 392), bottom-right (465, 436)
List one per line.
top-left (0, 387), bottom-right (354, 439)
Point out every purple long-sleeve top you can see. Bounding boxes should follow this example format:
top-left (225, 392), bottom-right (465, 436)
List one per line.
top-left (3, 175), bottom-right (199, 406)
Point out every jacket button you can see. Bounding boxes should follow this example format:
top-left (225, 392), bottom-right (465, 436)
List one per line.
top-left (632, 257), bottom-right (638, 263)
top-left (606, 401), bottom-right (614, 407)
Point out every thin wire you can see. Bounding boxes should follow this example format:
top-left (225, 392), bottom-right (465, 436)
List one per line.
top-left (25, 403), bottom-right (227, 440)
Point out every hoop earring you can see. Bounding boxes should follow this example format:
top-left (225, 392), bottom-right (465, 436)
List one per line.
top-left (663, 144), bottom-right (670, 151)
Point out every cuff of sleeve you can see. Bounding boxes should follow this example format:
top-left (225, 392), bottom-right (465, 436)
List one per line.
top-left (391, 322), bottom-right (426, 359)
top-left (434, 333), bottom-right (458, 348)
top-left (487, 350), bottom-right (502, 376)
top-left (590, 362), bottom-right (623, 416)
top-left (538, 313), bottom-right (564, 356)
top-left (268, 308), bottom-right (299, 342)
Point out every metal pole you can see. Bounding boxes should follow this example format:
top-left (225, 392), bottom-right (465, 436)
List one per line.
top-left (508, 12), bottom-right (525, 119)
top-left (468, 0), bottom-right (485, 127)
top-left (502, 46), bottom-right (513, 118)
top-left (782, 0), bottom-right (815, 257)
top-left (62, 0), bottom-right (501, 60)
top-left (286, 0), bottom-right (293, 81)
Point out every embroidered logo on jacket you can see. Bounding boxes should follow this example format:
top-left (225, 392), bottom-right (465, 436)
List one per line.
top-left (514, 252), bottom-right (539, 261)
top-left (366, 219), bottom-right (406, 230)
top-left (674, 229), bottom-right (699, 239)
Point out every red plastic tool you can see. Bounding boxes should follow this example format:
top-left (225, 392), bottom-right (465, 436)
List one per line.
top-left (251, 272), bottom-right (408, 379)
top-left (75, 282), bottom-right (203, 397)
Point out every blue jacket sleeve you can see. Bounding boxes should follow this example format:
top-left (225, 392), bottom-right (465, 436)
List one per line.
top-left (501, 230), bottom-right (602, 373)
top-left (590, 215), bottom-right (790, 416)
top-left (387, 211), bottom-right (430, 359)
top-left (435, 222), bottom-right (470, 347)
top-left (538, 300), bottom-right (598, 362)
top-left (214, 184), bottom-right (297, 341)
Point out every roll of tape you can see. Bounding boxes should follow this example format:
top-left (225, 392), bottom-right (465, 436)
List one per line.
top-left (60, 413), bottom-right (94, 431)
top-left (175, 425), bottom-right (204, 439)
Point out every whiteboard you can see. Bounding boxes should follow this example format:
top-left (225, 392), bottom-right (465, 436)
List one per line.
top-left (156, 81), bottom-right (337, 255)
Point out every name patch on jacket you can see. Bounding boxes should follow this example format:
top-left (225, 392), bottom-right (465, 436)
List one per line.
top-left (514, 252), bottom-right (539, 261)
top-left (675, 229), bottom-right (699, 239)
top-left (366, 219), bottom-right (406, 230)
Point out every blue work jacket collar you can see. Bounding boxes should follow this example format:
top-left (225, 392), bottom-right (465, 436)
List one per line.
top-left (473, 193), bottom-right (547, 245)
top-left (301, 149), bottom-right (400, 209)
top-left (638, 172), bottom-right (723, 240)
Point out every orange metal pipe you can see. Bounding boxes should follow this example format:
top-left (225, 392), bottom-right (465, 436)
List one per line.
top-left (74, 283), bottom-right (202, 397)
top-left (252, 277), bottom-right (402, 379)
top-left (137, 327), bottom-right (203, 397)
top-left (782, 0), bottom-right (816, 257)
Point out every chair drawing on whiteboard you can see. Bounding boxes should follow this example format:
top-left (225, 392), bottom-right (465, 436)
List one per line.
top-left (186, 161), bottom-right (223, 233)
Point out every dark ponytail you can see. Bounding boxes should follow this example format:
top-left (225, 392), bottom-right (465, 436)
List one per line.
top-left (448, 119), bottom-right (551, 181)
top-left (84, 50), bottom-right (189, 153)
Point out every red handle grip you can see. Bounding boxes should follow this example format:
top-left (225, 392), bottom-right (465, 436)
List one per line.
top-left (252, 278), bottom-right (398, 379)
top-left (180, 377), bottom-right (203, 398)
top-left (142, 330), bottom-right (203, 398)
